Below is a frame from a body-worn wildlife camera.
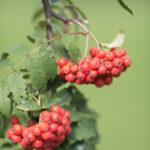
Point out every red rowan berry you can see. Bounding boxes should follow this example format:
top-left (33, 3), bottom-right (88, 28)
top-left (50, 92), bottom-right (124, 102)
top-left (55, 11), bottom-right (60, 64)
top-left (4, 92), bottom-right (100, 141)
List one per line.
top-left (105, 61), bottom-right (113, 70)
top-left (123, 57), bottom-right (131, 67)
top-left (94, 78), bottom-right (105, 87)
top-left (6, 129), bottom-right (14, 139)
top-left (11, 135), bottom-right (22, 143)
top-left (40, 122), bottom-right (50, 132)
top-left (62, 65), bottom-right (70, 74)
top-left (97, 50), bottom-right (106, 58)
top-left (80, 62), bottom-right (90, 73)
top-left (11, 116), bottom-right (20, 125)
top-left (98, 65), bottom-right (107, 75)
top-left (104, 76), bottom-right (113, 85)
top-left (33, 140), bottom-right (43, 148)
top-left (76, 71), bottom-right (86, 81)
top-left (13, 124), bottom-right (22, 136)
top-left (50, 123), bottom-right (58, 133)
top-left (105, 51), bottom-right (114, 61)
top-left (90, 58), bottom-right (100, 70)
top-left (71, 64), bottom-right (79, 73)
top-left (111, 67), bottom-right (120, 76)
top-left (57, 58), bottom-right (66, 67)
top-left (40, 111), bottom-right (51, 123)
top-left (32, 125), bottom-right (41, 136)
top-left (90, 47), bottom-right (100, 57)
top-left (65, 73), bottom-right (75, 82)
top-left (89, 70), bottom-right (97, 78)
top-left (113, 58), bottom-right (123, 67)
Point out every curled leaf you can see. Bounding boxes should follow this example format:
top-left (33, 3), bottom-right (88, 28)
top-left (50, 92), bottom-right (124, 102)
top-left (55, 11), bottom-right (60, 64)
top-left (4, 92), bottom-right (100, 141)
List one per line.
top-left (101, 32), bottom-right (126, 48)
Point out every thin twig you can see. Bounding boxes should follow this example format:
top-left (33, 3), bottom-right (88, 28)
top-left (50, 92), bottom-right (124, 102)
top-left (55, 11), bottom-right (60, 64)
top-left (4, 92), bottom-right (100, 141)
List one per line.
top-left (42, 0), bottom-right (52, 41)
top-left (51, 11), bottom-right (101, 49)
top-left (79, 34), bottom-right (89, 69)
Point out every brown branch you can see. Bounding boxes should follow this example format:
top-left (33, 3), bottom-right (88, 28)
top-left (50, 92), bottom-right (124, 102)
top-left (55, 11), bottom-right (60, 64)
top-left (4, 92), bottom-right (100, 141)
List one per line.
top-left (42, 0), bottom-right (52, 41)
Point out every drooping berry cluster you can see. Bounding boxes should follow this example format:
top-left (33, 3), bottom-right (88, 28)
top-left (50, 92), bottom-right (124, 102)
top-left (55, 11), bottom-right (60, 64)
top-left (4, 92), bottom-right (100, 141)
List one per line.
top-left (57, 47), bottom-right (132, 87)
top-left (6, 105), bottom-right (71, 150)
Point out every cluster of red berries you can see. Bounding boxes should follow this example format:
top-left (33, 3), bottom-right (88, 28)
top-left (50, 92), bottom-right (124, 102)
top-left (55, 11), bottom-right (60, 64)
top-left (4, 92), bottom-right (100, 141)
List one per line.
top-left (7, 105), bottom-right (71, 150)
top-left (57, 47), bottom-right (132, 87)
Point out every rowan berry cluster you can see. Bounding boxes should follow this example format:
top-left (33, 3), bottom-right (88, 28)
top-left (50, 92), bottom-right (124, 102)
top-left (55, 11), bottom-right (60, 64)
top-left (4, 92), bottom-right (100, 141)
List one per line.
top-left (6, 105), bottom-right (71, 150)
top-left (57, 47), bottom-right (132, 87)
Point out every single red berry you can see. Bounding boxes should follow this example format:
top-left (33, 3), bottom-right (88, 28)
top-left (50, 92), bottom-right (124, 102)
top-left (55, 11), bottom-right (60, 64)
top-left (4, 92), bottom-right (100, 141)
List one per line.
top-left (27, 132), bottom-right (36, 142)
top-left (71, 64), bottom-right (79, 74)
top-left (50, 112), bottom-right (62, 124)
top-left (83, 57), bottom-right (91, 64)
top-left (11, 116), bottom-right (20, 125)
top-left (13, 124), bottom-right (22, 136)
top-left (123, 57), bottom-right (132, 67)
top-left (97, 50), bottom-right (106, 58)
top-left (40, 111), bottom-right (51, 123)
top-left (113, 48), bottom-right (126, 57)
top-left (11, 135), bottom-right (22, 143)
top-left (57, 58), bottom-right (67, 67)
top-left (57, 126), bottom-right (65, 135)
top-left (66, 60), bottom-right (72, 66)
top-left (50, 123), bottom-right (58, 133)
top-left (86, 75), bottom-right (95, 83)
top-left (105, 61), bottom-right (113, 70)
top-left (94, 78), bottom-right (105, 88)
top-left (111, 67), bottom-right (120, 76)
top-left (40, 122), bottom-right (50, 132)
top-left (98, 65), bottom-right (107, 75)
top-left (89, 70), bottom-right (97, 78)
top-left (80, 62), bottom-right (90, 73)
top-left (76, 71), bottom-right (86, 81)
top-left (90, 47), bottom-right (100, 57)
top-left (51, 105), bottom-right (61, 114)
top-left (6, 129), bottom-right (14, 139)
top-left (20, 137), bottom-right (30, 148)
top-left (65, 73), bottom-right (75, 82)
top-left (41, 131), bottom-right (52, 141)
top-left (105, 51), bottom-right (114, 61)
top-left (33, 140), bottom-right (43, 148)
top-left (62, 65), bottom-right (71, 74)
top-left (104, 76), bottom-right (113, 85)
top-left (113, 58), bottom-right (123, 67)
top-left (32, 125), bottom-right (41, 136)
top-left (90, 58), bottom-right (100, 70)
top-left (62, 118), bottom-right (69, 126)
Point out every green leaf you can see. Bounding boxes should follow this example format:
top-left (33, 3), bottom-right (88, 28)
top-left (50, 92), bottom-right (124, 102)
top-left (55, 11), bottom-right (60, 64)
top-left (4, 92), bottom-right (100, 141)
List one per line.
top-left (32, 7), bottom-right (43, 22)
top-left (62, 36), bottom-right (81, 62)
top-left (27, 23), bottom-right (46, 43)
top-left (27, 56), bottom-right (47, 91)
top-left (7, 72), bottom-right (26, 104)
top-left (6, 45), bottom-right (30, 69)
top-left (117, 0), bottom-right (134, 15)
top-left (39, 46), bottom-right (57, 81)
top-left (26, 45), bottom-right (57, 91)
top-left (0, 59), bottom-right (10, 81)
top-left (0, 82), bottom-right (11, 116)
top-left (71, 110), bottom-right (96, 122)
top-left (73, 119), bottom-right (97, 140)
top-left (17, 98), bottom-right (41, 111)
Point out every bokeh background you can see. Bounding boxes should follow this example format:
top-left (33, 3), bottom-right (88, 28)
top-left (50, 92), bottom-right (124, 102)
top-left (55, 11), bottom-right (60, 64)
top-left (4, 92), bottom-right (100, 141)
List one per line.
top-left (0, 0), bottom-right (150, 150)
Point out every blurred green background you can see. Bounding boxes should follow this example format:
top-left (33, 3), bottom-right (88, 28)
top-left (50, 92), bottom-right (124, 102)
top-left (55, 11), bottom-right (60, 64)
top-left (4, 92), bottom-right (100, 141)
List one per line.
top-left (0, 0), bottom-right (149, 150)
